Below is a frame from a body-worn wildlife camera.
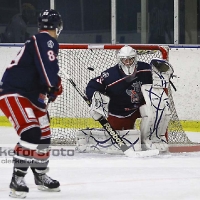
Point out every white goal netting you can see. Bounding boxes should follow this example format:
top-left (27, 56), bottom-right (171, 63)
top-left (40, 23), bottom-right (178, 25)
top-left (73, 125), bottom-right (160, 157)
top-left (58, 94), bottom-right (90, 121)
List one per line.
top-left (48, 44), bottom-right (193, 147)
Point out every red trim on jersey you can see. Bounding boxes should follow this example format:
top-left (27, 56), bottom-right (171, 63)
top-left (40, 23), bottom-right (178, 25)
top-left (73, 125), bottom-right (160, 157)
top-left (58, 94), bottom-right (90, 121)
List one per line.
top-left (33, 35), bottom-right (52, 87)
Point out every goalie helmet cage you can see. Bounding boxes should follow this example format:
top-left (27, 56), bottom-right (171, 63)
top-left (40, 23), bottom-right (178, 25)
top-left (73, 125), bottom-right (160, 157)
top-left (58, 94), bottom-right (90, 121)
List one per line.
top-left (48, 44), bottom-right (200, 153)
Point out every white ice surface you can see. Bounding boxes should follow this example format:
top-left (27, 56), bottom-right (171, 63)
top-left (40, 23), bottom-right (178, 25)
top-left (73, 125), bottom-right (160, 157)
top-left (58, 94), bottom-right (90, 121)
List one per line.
top-left (0, 127), bottom-right (200, 200)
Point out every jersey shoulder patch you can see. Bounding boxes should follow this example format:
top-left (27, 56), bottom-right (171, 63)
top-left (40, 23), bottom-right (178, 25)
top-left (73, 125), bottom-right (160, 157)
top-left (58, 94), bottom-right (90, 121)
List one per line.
top-left (47, 40), bottom-right (54, 48)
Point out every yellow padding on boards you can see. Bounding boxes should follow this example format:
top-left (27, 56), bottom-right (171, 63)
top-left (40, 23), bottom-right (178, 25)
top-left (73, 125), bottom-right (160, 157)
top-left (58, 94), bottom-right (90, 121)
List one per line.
top-left (0, 116), bottom-right (199, 132)
top-left (0, 116), bottom-right (101, 129)
top-left (180, 120), bottom-right (200, 132)
top-left (50, 117), bottom-right (101, 128)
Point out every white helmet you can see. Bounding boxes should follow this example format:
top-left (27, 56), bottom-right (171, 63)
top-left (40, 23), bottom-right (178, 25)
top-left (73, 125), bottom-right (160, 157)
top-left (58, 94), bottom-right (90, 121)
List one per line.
top-left (117, 45), bottom-right (137, 75)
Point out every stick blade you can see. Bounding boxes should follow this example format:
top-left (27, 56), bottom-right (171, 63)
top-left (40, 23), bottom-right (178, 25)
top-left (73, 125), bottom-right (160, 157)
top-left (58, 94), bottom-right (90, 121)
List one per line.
top-left (124, 149), bottom-right (159, 158)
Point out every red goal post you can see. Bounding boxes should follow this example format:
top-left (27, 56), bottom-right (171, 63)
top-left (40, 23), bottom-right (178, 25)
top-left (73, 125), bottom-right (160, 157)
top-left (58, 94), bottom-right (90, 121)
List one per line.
top-left (48, 44), bottom-right (200, 153)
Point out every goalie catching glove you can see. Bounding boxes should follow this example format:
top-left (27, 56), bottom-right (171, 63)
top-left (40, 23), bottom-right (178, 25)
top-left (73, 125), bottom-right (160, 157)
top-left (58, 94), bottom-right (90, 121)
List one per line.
top-left (47, 76), bottom-right (63, 102)
top-left (150, 58), bottom-right (174, 89)
top-left (89, 91), bottom-right (110, 120)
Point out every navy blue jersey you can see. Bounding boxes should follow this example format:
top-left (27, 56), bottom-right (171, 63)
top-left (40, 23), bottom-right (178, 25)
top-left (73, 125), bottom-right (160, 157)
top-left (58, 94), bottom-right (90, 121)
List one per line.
top-left (86, 61), bottom-right (152, 117)
top-left (0, 31), bottom-right (60, 108)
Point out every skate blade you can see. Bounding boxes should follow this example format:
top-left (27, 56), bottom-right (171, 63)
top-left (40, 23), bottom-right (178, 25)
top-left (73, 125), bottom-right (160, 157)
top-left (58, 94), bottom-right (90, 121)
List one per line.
top-left (37, 185), bottom-right (60, 192)
top-left (9, 189), bottom-right (27, 198)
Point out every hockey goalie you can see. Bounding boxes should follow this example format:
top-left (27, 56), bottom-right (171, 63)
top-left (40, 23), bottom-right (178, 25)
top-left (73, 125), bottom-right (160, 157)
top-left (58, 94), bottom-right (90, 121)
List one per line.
top-left (76, 45), bottom-right (174, 155)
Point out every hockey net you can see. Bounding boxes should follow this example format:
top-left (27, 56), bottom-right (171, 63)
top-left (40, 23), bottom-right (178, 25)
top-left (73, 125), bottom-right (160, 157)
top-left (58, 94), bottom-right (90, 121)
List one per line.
top-left (49, 44), bottom-right (198, 152)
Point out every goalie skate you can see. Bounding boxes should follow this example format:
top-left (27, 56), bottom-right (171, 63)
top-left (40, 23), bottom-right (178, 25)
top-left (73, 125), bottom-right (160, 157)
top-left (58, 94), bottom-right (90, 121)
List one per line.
top-left (9, 169), bottom-right (29, 199)
top-left (143, 136), bottom-right (168, 152)
top-left (33, 168), bottom-right (60, 192)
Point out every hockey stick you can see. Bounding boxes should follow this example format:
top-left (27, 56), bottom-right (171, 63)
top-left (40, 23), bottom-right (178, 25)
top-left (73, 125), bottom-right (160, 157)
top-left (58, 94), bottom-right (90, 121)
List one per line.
top-left (60, 69), bottom-right (159, 158)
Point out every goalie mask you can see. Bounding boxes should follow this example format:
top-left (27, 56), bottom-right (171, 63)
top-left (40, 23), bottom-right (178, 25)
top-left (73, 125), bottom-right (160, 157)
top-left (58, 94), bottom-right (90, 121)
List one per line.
top-left (117, 45), bottom-right (137, 75)
top-left (38, 9), bottom-right (63, 37)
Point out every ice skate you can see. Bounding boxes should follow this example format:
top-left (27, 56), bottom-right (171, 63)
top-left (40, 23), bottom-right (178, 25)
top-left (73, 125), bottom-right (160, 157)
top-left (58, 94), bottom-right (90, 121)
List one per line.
top-left (32, 168), bottom-right (60, 192)
top-left (143, 136), bottom-right (168, 152)
top-left (9, 169), bottom-right (29, 199)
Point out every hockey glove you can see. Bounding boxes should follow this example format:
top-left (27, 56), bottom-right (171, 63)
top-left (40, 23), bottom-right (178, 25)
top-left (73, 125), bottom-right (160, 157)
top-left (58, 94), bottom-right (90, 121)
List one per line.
top-left (150, 58), bottom-right (174, 89)
top-left (89, 91), bottom-right (110, 121)
top-left (48, 76), bottom-right (63, 102)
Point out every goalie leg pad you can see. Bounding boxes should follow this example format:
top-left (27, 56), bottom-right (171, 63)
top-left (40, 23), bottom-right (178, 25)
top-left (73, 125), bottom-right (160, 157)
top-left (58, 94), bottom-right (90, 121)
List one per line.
top-left (76, 128), bottom-right (141, 155)
top-left (140, 104), bottom-right (169, 152)
top-left (75, 129), bottom-right (92, 153)
top-left (139, 85), bottom-right (171, 152)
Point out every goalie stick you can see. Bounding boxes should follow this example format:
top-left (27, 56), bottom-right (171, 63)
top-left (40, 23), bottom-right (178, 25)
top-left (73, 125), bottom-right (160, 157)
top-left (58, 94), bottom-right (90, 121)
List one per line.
top-left (60, 68), bottom-right (159, 158)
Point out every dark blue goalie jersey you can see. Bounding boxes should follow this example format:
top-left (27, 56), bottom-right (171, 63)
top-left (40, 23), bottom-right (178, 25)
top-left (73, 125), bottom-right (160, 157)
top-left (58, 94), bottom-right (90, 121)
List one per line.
top-left (0, 31), bottom-right (60, 108)
top-left (86, 62), bottom-right (153, 117)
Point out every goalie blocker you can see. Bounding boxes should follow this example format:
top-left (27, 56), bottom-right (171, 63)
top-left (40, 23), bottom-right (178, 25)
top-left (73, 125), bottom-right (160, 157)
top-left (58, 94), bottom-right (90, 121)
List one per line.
top-left (76, 59), bottom-right (173, 154)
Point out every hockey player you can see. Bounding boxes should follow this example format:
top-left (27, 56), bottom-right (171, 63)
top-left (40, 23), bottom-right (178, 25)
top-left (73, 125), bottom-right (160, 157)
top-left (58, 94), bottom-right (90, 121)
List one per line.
top-left (86, 45), bottom-right (152, 130)
top-left (0, 9), bottom-right (63, 198)
top-left (79, 45), bottom-right (172, 154)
